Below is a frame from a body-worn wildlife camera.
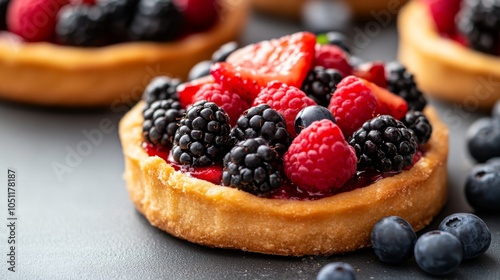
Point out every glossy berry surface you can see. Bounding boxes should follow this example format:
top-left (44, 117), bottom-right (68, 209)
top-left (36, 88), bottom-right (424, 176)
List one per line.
top-left (294, 105), bottom-right (336, 135)
top-left (316, 262), bottom-right (356, 280)
top-left (465, 163), bottom-right (500, 213)
top-left (438, 213), bottom-right (491, 259)
top-left (143, 76), bottom-right (181, 105)
top-left (143, 99), bottom-right (185, 147)
top-left (385, 61), bottom-right (427, 111)
top-left (414, 231), bottom-right (463, 276)
top-left (352, 61), bottom-right (387, 88)
top-left (401, 111), bottom-right (433, 145)
top-left (188, 60), bottom-right (212, 81)
top-left (301, 66), bottom-right (343, 107)
top-left (56, 4), bottom-right (109, 47)
top-left (467, 117), bottom-right (500, 163)
top-left (370, 216), bottom-right (417, 264)
top-left (314, 44), bottom-right (352, 77)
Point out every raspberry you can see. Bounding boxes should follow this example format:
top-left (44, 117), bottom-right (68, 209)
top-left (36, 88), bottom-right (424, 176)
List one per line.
top-left (7, 0), bottom-right (69, 42)
top-left (328, 75), bottom-right (378, 137)
top-left (424, 0), bottom-right (463, 35)
top-left (143, 99), bottom-right (185, 147)
top-left (283, 119), bottom-right (357, 192)
top-left (193, 83), bottom-right (250, 126)
top-left (301, 66), bottom-right (343, 107)
top-left (142, 76), bottom-right (181, 106)
top-left (253, 81), bottom-right (316, 138)
top-left (314, 44), bottom-right (352, 77)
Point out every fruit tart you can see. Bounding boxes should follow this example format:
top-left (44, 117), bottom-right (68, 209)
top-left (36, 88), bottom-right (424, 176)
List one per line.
top-left (398, 0), bottom-right (500, 109)
top-left (119, 32), bottom-right (449, 256)
top-left (0, 0), bottom-right (248, 107)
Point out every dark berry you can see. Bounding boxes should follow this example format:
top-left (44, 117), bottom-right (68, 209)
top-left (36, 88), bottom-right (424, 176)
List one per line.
top-left (316, 262), bottom-right (356, 280)
top-left (401, 111), bottom-right (432, 145)
top-left (294, 105), bottom-right (336, 134)
top-left (143, 76), bottom-right (181, 105)
top-left (438, 213), bottom-right (491, 259)
top-left (56, 5), bottom-right (109, 47)
top-left (211, 41), bottom-right (238, 62)
top-left (222, 138), bottom-right (282, 195)
top-left (466, 117), bottom-right (500, 163)
top-left (0, 0), bottom-right (9, 30)
top-left (386, 61), bottom-right (427, 111)
top-left (486, 157), bottom-right (500, 169)
top-left (465, 163), bottom-right (500, 213)
top-left (231, 104), bottom-right (291, 156)
top-left (129, 0), bottom-right (184, 42)
top-left (143, 99), bottom-right (185, 147)
top-left (172, 100), bottom-right (231, 166)
top-left (458, 0), bottom-right (500, 55)
top-left (414, 231), bottom-right (463, 276)
top-left (370, 216), bottom-right (417, 264)
top-left (492, 99), bottom-right (500, 119)
top-left (348, 115), bottom-right (418, 172)
top-left (301, 66), bottom-right (343, 107)
top-left (97, 0), bottom-right (139, 42)
top-left (324, 31), bottom-right (351, 53)
top-left (188, 60), bottom-right (212, 81)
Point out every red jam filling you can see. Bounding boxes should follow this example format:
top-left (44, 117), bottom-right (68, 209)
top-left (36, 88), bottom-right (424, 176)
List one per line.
top-left (143, 142), bottom-right (424, 201)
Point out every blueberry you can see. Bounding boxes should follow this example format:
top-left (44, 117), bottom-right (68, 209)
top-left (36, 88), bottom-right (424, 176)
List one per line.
top-left (465, 164), bottom-right (500, 212)
top-left (211, 41), bottom-right (239, 62)
top-left (466, 117), bottom-right (500, 162)
top-left (295, 106), bottom-right (336, 134)
top-left (438, 213), bottom-right (491, 259)
top-left (325, 31), bottom-right (351, 53)
top-left (316, 262), bottom-right (356, 280)
top-left (370, 216), bottom-right (417, 264)
top-left (188, 60), bottom-right (212, 81)
top-left (486, 157), bottom-right (500, 169)
top-left (414, 231), bottom-right (463, 276)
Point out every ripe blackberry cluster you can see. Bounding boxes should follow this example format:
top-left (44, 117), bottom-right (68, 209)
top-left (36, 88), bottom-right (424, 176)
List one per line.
top-left (348, 115), bottom-right (418, 172)
top-left (402, 111), bottom-right (433, 145)
top-left (143, 99), bottom-right (185, 147)
top-left (222, 138), bottom-right (282, 195)
top-left (172, 101), bottom-right (231, 167)
top-left (386, 62), bottom-right (427, 112)
top-left (231, 104), bottom-right (291, 156)
top-left (99, 0), bottom-right (139, 42)
top-left (458, 0), bottom-right (500, 55)
top-left (129, 0), bottom-right (183, 42)
top-left (142, 76), bottom-right (181, 106)
top-left (301, 66), bottom-right (343, 107)
top-left (56, 5), bottom-right (108, 47)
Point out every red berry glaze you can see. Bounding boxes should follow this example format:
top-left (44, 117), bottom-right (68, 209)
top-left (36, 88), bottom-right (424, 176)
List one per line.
top-left (177, 75), bottom-right (215, 108)
top-left (252, 81), bottom-right (316, 137)
top-left (423, 0), bottom-right (462, 36)
top-left (352, 61), bottom-right (387, 88)
top-left (361, 79), bottom-right (408, 120)
top-left (314, 44), bottom-right (352, 77)
top-left (283, 120), bottom-right (357, 192)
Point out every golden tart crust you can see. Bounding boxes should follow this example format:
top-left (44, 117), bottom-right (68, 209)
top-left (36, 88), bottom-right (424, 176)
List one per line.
top-left (120, 101), bottom-right (448, 256)
top-left (398, 1), bottom-right (500, 110)
top-left (0, 0), bottom-right (248, 107)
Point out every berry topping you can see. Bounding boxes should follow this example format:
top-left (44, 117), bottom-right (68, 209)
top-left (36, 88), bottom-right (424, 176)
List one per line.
top-left (352, 61), bottom-right (387, 88)
top-left (98, 0), bottom-right (138, 42)
top-left (370, 216), bottom-right (417, 264)
top-left (188, 60), bottom-right (212, 81)
top-left (465, 163), bottom-right (500, 212)
top-left (328, 76), bottom-right (378, 137)
top-left (177, 75), bottom-right (215, 108)
top-left (129, 0), bottom-right (184, 42)
top-left (423, 0), bottom-right (462, 35)
top-left (172, 100), bottom-right (231, 166)
top-left (231, 104), bottom-right (291, 156)
top-left (222, 137), bottom-right (282, 195)
top-left (467, 117), bottom-right (500, 162)
top-left (193, 83), bottom-right (249, 126)
top-left (0, 0), bottom-right (10, 30)
top-left (253, 81), bottom-right (316, 137)
top-left (174, 0), bottom-right (219, 31)
top-left (211, 32), bottom-right (316, 102)
top-left (314, 44), bottom-right (352, 77)
top-left (283, 120), bottom-right (357, 192)
top-left (348, 115), bottom-right (418, 172)
top-left (316, 262), bottom-right (356, 280)
top-left (414, 231), bottom-right (463, 276)
top-left (143, 76), bottom-right (181, 105)
top-left (401, 110), bottom-right (433, 145)
top-left (301, 66), bottom-right (343, 107)
top-left (385, 61), bottom-right (427, 111)
top-left (143, 99), bottom-right (185, 147)
top-left (361, 78), bottom-right (408, 120)
top-left (56, 4), bottom-right (109, 47)
top-left (294, 105), bottom-right (336, 135)
top-left (438, 213), bottom-right (491, 260)
top-left (211, 41), bottom-right (238, 62)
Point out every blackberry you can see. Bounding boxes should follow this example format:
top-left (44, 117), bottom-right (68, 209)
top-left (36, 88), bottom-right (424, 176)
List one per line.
top-left (301, 66), bottom-right (343, 107)
top-left (188, 60), bottom-right (212, 81)
top-left (143, 76), bottom-right (181, 105)
top-left (231, 104), bottom-right (291, 156)
top-left (172, 100), bottom-right (231, 166)
top-left (386, 62), bottom-right (427, 111)
top-left (143, 99), bottom-right (185, 147)
top-left (0, 0), bottom-right (9, 30)
top-left (97, 0), bottom-right (139, 42)
top-left (458, 0), bottom-right (500, 55)
top-left (348, 115), bottom-right (418, 172)
top-left (56, 5), bottom-right (109, 47)
top-left (222, 138), bottom-right (282, 195)
top-left (129, 0), bottom-right (184, 42)
top-left (401, 111), bottom-right (432, 145)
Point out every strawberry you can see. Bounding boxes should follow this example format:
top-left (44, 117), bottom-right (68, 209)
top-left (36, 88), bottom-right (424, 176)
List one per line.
top-left (353, 61), bottom-right (387, 88)
top-left (314, 44), bottom-right (352, 77)
top-left (423, 0), bottom-right (462, 35)
top-left (7, 0), bottom-right (69, 42)
top-left (360, 78), bottom-right (408, 120)
top-left (177, 75), bottom-right (214, 108)
top-left (211, 32), bottom-right (316, 102)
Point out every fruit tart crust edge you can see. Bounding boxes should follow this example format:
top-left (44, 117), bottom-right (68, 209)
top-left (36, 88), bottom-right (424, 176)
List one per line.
top-left (398, 1), bottom-right (500, 109)
top-left (119, 101), bottom-right (448, 256)
top-left (0, 0), bottom-right (249, 107)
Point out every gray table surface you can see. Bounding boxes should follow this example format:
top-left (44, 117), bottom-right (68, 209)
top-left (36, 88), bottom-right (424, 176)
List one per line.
top-left (1, 10), bottom-right (499, 280)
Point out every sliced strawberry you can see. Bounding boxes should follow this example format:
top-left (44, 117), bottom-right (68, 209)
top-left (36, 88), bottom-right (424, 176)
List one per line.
top-left (360, 79), bottom-right (408, 120)
top-left (423, 0), bottom-right (462, 36)
top-left (314, 44), bottom-right (352, 77)
top-left (353, 61), bottom-right (387, 88)
top-left (177, 75), bottom-right (214, 108)
top-left (211, 32), bottom-right (316, 102)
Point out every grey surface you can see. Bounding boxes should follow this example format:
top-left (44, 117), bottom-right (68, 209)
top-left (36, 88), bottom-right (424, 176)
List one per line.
top-left (1, 11), bottom-right (500, 280)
